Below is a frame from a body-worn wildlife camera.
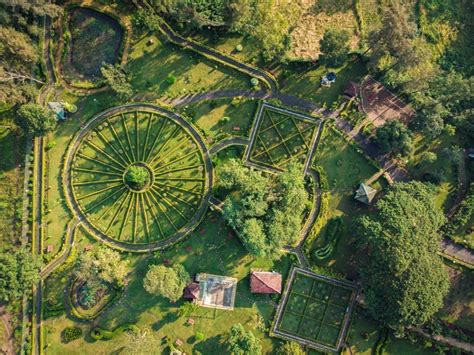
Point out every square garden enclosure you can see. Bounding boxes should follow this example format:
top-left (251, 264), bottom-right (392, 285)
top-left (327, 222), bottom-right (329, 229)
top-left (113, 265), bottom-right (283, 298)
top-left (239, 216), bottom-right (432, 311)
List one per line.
top-left (244, 103), bottom-right (322, 173)
top-left (272, 267), bottom-right (359, 352)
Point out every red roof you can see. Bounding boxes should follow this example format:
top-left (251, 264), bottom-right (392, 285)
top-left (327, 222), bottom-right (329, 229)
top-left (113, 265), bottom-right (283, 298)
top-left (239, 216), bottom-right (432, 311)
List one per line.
top-left (344, 81), bottom-right (358, 98)
top-left (250, 271), bottom-right (282, 294)
top-left (183, 282), bottom-right (200, 299)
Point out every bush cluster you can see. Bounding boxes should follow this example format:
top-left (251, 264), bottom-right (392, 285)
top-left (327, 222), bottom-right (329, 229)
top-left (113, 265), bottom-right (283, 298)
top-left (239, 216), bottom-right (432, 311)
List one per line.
top-left (62, 327), bottom-right (82, 343)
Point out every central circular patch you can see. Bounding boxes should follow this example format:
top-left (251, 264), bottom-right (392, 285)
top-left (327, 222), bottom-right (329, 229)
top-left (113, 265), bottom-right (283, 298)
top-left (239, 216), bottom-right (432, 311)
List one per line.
top-left (123, 163), bottom-right (153, 192)
top-left (68, 107), bottom-right (211, 248)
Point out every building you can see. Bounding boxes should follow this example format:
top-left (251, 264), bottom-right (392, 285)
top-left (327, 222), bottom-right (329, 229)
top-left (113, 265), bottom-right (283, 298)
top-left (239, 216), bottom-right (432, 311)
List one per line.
top-left (195, 273), bottom-right (237, 310)
top-left (183, 282), bottom-right (200, 301)
top-left (354, 183), bottom-right (377, 205)
top-left (250, 271), bottom-right (282, 294)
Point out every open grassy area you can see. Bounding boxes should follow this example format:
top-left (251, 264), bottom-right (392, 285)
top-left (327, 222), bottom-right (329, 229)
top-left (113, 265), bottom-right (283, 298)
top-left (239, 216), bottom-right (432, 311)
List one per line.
top-left (279, 60), bottom-right (367, 108)
top-left (0, 123), bottom-right (24, 246)
top-left (128, 32), bottom-right (250, 102)
top-left (64, 7), bottom-right (124, 82)
top-left (43, 210), bottom-right (295, 354)
top-left (178, 97), bottom-right (258, 143)
top-left (309, 125), bottom-right (384, 274)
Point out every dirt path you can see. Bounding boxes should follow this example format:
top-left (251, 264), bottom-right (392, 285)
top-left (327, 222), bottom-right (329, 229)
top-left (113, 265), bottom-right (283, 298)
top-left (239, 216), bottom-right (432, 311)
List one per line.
top-left (0, 307), bottom-right (14, 355)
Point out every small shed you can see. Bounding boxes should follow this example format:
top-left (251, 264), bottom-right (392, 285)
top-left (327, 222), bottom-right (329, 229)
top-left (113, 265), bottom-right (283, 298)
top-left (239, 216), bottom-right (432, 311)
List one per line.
top-left (183, 282), bottom-right (200, 300)
top-left (354, 183), bottom-right (377, 205)
top-left (250, 271), bottom-right (282, 294)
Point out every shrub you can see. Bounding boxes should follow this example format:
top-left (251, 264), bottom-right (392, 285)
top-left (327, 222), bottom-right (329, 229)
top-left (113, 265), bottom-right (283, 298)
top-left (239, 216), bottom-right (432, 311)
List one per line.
top-left (166, 74), bottom-right (177, 85)
top-left (235, 44), bottom-right (243, 52)
top-left (250, 78), bottom-right (259, 87)
top-left (195, 332), bottom-right (204, 341)
top-left (62, 327), bottom-right (82, 343)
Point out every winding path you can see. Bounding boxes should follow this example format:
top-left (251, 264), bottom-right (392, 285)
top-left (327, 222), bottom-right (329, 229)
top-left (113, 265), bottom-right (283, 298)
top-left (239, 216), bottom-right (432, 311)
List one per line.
top-left (208, 137), bottom-right (250, 155)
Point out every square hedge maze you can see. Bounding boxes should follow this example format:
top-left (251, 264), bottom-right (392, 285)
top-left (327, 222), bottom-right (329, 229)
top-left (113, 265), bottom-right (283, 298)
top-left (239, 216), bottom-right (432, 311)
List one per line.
top-left (272, 267), bottom-right (359, 352)
top-left (244, 103), bottom-right (322, 173)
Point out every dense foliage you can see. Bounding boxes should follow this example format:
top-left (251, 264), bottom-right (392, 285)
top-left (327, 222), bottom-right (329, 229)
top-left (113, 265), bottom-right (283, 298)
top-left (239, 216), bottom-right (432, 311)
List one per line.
top-left (125, 165), bottom-right (150, 190)
top-left (220, 160), bottom-right (308, 259)
top-left (319, 29), bottom-right (350, 67)
top-left (374, 120), bottom-right (413, 157)
top-left (276, 341), bottom-right (304, 355)
top-left (62, 327), bottom-right (82, 343)
top-left (143, 264), bottom-right (189, 302)
top-left (357, 182), bottom-right (449, 329)
top-left (0, 248), bottom-right (41, 302)
top-left (226, 323), bottom-right (261, 355)
top-left (16, 103), bottom-right (56, 136)
top-left (100, 63), bottom-right (133, 99)
top-left (75, 246), bottom-right (129, 287)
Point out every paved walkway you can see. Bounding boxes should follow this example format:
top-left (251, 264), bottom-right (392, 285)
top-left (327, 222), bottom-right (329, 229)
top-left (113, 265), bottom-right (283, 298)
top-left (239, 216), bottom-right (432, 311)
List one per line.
top-left (208, 137), bottom-right (249, 155)
top-left (411, 327), bottom-right (474, 353)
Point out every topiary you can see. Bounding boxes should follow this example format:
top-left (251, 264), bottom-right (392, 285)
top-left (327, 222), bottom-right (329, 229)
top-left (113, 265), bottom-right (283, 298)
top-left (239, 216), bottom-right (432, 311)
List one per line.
top-left (62, 327), bottom-right (82, 343)
top-left (166, 74), bottom-right (177, 85)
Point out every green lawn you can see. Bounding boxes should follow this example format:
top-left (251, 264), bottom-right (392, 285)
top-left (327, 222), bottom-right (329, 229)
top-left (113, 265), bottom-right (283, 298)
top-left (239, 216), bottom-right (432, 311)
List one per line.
top-left (278, 60), bottom-right (368, 108)
top-left (128, 32), bottom-right (251, 102)
top-left (43, 210), bottom-right (295, 354)
top-left (309, 125), bottom-right (384, 274)
top-left (178, 97), bottom-right (258, 143)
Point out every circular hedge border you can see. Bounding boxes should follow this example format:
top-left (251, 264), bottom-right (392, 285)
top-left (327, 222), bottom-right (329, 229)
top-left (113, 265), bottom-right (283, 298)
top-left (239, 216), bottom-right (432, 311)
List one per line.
top-left (63, 104), bottom-right (212, 252)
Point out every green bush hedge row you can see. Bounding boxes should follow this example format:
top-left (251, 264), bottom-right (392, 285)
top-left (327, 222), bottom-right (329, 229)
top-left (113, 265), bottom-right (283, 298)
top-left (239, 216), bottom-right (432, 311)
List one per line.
top-left (90, 324), bottom-right (139, 341)
top-left (62, 327), bottom-right (82, 343)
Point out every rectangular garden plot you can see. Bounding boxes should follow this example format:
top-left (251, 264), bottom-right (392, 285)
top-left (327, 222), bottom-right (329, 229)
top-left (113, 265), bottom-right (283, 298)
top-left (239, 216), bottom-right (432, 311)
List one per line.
top-left (244, 103), bottom-right (322, 173)
top-left (272, 267), bottom-right (358, 353)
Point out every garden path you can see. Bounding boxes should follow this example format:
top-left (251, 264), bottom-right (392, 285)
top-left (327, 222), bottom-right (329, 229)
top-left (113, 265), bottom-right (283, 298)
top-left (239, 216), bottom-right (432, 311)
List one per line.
top-left (0, 306), bottom-right (15, 355)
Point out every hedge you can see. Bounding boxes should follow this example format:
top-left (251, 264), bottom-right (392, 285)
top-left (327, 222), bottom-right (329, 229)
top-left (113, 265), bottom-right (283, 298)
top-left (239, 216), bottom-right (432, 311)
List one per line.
top-left (313, 216), bottom-right (342, 260)
top-left (90, 324), bottom-right (139, 341)
top-left (62, 327), bottom-right (82, 343)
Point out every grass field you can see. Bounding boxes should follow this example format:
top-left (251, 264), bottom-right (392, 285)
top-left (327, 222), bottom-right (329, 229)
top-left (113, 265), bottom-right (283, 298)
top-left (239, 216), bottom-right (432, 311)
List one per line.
top-left (279, 60), bottom-right (367, 108)
top-left (43, 210), bottom-right (295, 354)
top-left (65, 7), bottom-right (124, 82)
top-left (0, 124), bottom-right (23, 247)
top-left (309, 126), bottom-right (384, 274)
top-left (248, 105), bottom-right (319, 171)
top-left (179, 98), bottom-right (258, 143)
top-left (128, 32), bottom-right (250, 101)
top-left (274, 268), bottom-right (357, 351)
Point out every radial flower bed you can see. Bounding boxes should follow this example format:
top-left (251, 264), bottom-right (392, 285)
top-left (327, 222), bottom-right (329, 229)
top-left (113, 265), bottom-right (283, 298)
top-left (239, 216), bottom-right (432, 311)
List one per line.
top-left (68, 107), bottom-right (210, 248)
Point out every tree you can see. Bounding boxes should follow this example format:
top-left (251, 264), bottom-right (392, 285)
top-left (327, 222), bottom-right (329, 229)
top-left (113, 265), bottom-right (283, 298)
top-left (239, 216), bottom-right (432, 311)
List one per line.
top-left (100, 63), bottom-right (133, 99)
top-left (125, 165), bottom-right (149, 190)
top-left (226, 323), bottom-right (261, 355)
top-left (0, 26), bottom-right (40, 105)
top-left (0, 248), bottom-right (41, 302)
top-left (276, 341), bottom-right (304, 355)
top-left (356, 182), bottom-right (449, 329)
top-left (16, 103), bottom-right (56, 136)
top-left (75, 246), bottom-right (129, 287)
top-left (374, 120), bottom-right (413, 157)
top-left (221, 160), bottom-right (308, 259)
top-left (132, 9), bottom-right (162, 32)
top-left (319, 29), bottom-right (350, 67)
top-left (230, 0), bottom-right (300, 61)
top-left (143, 264), bottom-right (189, 302)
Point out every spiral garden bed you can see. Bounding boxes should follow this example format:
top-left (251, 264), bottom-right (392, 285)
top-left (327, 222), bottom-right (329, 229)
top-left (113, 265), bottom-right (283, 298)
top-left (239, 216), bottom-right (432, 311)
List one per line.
top-left (65, 105), bottom-right (212, 250)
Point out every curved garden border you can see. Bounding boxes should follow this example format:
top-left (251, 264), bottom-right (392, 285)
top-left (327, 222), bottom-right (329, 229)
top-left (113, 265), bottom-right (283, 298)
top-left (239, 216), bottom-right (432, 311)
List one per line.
top-left (63, 103), bottom-right (213, 252)
top-left (55, 4), bottom-right (131, 92)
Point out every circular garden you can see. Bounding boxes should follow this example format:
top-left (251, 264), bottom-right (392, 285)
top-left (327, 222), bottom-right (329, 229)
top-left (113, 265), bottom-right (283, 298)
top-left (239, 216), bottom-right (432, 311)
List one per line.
top-left (67, 106), bottom-right (211, 249)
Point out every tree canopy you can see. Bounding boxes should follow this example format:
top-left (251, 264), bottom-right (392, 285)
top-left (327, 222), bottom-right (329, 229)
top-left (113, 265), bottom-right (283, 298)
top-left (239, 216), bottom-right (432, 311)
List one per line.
top-left (0, 248), bottom-right (41, 302)
top-left (75, 246), bottom-right (129, 287)
top-left (374, 120), bottom-right (413, 157)
top-left (356, 182), bottom-right (449, 329)
top-left (319, 29), bottom-right (350, 67)
top-left (220, 159), bottom-right (308, 259)
top-left (100, 64), bottom-right (133, 99)
top-left (16, 103), bottom-right (57, 136)
top-left (143, 264), bottom-right (189, 302)
top-left (0, 26), bottom-right (39, 105)
top-left (226, 323), bottom-right (261, 355)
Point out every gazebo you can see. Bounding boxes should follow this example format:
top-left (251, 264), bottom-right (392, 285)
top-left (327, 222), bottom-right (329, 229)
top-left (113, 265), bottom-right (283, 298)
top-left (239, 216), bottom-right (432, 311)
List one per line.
top-left (354, 183), bottom-right (377, 205)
